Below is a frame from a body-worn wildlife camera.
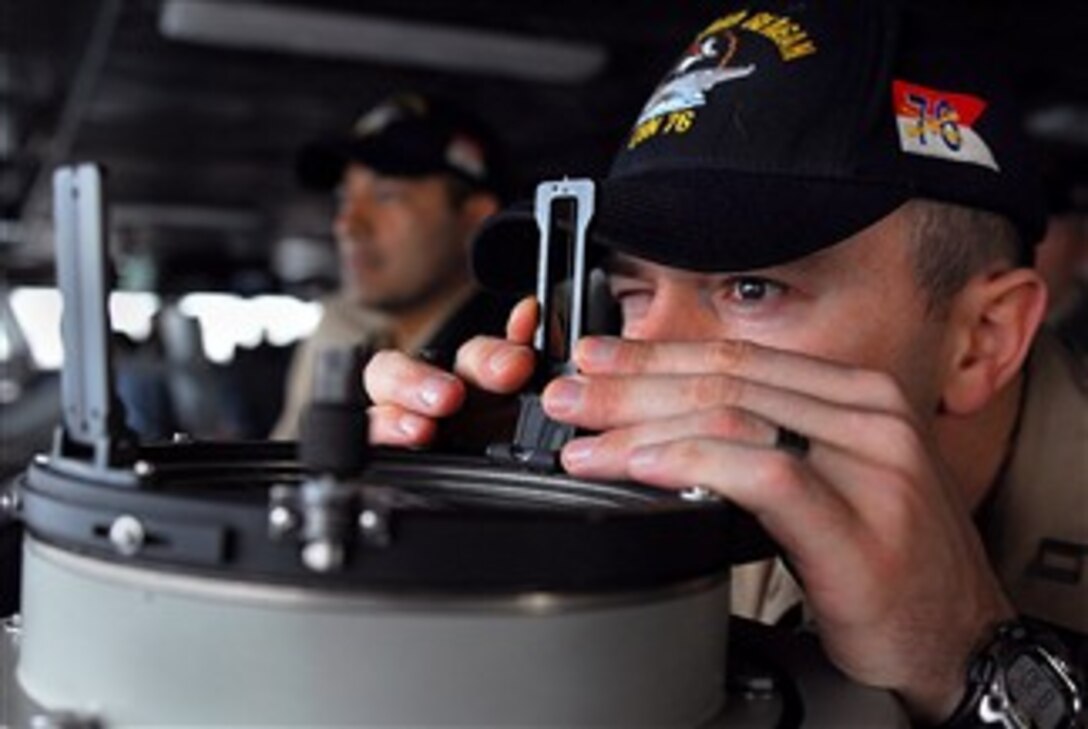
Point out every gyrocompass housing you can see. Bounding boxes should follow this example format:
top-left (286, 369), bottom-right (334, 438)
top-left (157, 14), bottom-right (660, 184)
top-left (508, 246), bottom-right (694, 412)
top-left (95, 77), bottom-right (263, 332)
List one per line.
top-left (3, 165), bottom-right (904, 728)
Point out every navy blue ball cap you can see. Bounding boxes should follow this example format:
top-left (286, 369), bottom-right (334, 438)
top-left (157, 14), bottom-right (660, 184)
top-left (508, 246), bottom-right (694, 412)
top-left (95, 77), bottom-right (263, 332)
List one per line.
top-left (474, 0), bottom-right (1046, 292)
top-left (297, 93), bottom-right (509, 200)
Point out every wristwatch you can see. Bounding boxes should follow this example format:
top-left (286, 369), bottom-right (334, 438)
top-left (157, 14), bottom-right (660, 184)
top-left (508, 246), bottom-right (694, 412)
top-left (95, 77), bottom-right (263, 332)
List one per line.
top-left (942, 620), bottom-right (1085, 729)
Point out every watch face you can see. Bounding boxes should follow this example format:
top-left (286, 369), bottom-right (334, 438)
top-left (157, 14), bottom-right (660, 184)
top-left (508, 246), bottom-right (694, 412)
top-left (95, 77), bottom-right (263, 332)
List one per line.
top-left (1006, 650), bottom-right (1074, 729)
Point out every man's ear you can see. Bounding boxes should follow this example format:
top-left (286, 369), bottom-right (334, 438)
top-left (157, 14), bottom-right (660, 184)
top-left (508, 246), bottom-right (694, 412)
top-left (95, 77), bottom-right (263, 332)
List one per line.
top-left (941, 268), bottom-right (1048, 415)
top-left (458, 193), bottom-right (500, 234)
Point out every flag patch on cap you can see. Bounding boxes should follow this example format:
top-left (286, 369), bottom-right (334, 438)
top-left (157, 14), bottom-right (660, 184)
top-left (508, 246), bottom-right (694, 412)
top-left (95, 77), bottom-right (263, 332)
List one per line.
top-left (892, 80), bottom-right (999, 172)
top-left (446, 134), bottom-right (487, 179)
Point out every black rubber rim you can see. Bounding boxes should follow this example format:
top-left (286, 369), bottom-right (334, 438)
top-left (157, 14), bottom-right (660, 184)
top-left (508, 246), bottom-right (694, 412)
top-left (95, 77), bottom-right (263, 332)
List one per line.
top-left (20, 442), bottom-right (775, 592)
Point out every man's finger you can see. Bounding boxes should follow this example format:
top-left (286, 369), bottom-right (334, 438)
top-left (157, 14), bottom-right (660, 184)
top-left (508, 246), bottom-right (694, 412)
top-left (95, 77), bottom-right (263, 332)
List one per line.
top-left (449, 295), bottom-right (539, 392)
top-left (364, 350), bottom-right (466, 416)
top-left (543, 373), bottom-right (923, 472)
top-left (543, 373), bottom-right (813, 430)
top-left (506, 296), bottom-right (539, 344)
top-left (560, 406), bottom-right (777, 479)
top-left (626, 437), bottom-right (861, 567)
top-left (574, 338), bottom-right (913, 415)
top-left (453, 336), bottom-right (536, 393)
top-left (367, 404), bottom-right (437, 446)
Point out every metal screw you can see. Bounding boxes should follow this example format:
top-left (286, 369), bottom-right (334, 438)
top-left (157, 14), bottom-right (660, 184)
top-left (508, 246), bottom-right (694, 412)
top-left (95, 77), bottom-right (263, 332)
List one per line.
top-left (359, 510), bottom-right (380, 531)
top-left (268, 505), bottom-right (298, 537)
top-left (108, 515), bottom-right (146, 557)
top-left (133, 460), bottom-right (154, 478)
top-left (30, 712), bottom-right (100, 729)
top-left (301, 539), bottom-right (344, 573)
top-left (728, 663), bottom-right (779, 702)
top-left (0, 489), bottom-right (19, 515)
top-left (2, 613), bottom-right (22, 635)
top-left (359, 508), bottom-right (391, 547)
top-left (680, 486), bottom-right (718, 502)
top-left (737, 673), bottom-right (777, 701)
top-left (2, 614), bottom-right (21, 651)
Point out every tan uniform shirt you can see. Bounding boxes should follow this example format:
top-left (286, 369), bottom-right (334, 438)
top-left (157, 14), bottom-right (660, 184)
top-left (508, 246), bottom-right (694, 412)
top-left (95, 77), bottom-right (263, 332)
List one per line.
top-left (983, 331), bottom-right (1088, 633)
top-left (272, 287), bottom-right (479, 439)
top-left (271, 295), bottom-right (391, 440)
top-left (731, 331), bottom-right (1088, 633)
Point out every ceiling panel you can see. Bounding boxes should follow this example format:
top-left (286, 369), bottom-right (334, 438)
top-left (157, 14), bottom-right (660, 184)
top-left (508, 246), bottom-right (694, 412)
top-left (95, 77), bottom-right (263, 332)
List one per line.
top-left (5, 0), bottom-right (1087, 290)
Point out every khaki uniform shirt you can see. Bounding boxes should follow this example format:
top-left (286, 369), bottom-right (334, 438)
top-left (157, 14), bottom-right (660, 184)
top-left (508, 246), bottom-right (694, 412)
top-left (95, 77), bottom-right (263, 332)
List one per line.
top-left (271, 288), bottom-right (474, 439)
top-left (731, 331), bottom-right (1088, 633)
top-left (271, 295), bottom-right (391, 440)
top-left (983, 331), bottom-right (1088, 633)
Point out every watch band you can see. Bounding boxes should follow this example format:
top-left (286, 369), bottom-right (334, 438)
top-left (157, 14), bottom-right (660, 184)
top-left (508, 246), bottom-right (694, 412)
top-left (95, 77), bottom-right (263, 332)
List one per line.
top-left (941, 619), bottom-right (1085, 729)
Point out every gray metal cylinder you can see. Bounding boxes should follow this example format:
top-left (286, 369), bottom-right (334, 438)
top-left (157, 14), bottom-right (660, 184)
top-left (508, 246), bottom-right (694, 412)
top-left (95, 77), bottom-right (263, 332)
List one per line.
top-left (17, 537), bottom-right (731, 727)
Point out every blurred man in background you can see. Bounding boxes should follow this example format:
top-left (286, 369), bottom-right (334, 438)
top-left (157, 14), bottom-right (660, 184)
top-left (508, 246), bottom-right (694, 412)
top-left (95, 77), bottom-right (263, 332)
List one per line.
top-left (273, 93), bottom-right (517, 438)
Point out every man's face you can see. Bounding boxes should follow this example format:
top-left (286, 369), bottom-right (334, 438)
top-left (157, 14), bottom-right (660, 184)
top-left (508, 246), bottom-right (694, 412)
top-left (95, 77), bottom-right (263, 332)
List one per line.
top-left (605, 208), bottom-right (952, 419)
top-left (333, 163), bottom-right (474, 311)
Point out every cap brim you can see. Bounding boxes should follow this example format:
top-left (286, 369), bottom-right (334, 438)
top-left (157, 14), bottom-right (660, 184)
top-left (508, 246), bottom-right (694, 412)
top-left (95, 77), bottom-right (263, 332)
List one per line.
top-left (473, 169), bottom-right (909, 293)
top-left (295, 136), bottom-right (454, 191)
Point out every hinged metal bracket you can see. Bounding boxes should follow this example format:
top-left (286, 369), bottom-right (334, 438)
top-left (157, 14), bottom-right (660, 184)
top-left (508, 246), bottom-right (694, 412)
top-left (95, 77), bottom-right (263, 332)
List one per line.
top-left (488, 178), bottom-right (595, 473)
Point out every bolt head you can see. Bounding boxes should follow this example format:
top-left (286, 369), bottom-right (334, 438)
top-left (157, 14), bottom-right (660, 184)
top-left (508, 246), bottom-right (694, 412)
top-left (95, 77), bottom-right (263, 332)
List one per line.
top-left (31, 713), bottom-right (99, 729)
top-left (2, 613), bottom-right (22, 635)
top-left (301, 540), bottom-right (343, 573)
top-left (680, 486), bottom-right (717, 502)
top-left (109, 514), bottom-right (146, 557)
top-left (359, 510), bottom-right (380, 531)
top-left (0, 489), bottom-right (18, 514)
top-left (268, 505), bottom-right (298, 536)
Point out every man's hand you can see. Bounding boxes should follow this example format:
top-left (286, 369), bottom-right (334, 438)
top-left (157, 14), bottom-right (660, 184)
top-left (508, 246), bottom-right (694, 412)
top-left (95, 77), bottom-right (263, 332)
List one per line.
top-left (364, 298), bottom-right (538, 447)
top-left (544, 336), bottom-right (1014, 723)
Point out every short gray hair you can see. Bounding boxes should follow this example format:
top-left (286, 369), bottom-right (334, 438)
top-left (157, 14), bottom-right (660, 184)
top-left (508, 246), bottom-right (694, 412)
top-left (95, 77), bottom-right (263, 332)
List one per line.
top-left (903, 200), bottom-right (1022, 315)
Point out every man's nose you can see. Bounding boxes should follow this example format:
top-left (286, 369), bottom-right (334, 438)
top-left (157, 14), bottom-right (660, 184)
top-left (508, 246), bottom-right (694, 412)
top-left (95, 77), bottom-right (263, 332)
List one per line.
top-left (333, 195), bottom-right (371, 240)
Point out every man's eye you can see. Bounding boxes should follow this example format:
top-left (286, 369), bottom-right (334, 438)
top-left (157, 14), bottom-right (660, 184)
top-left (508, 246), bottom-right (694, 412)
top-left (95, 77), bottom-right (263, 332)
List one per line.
top-left (372, 183), bottom-right (408, 203)
top-left (373, 190), bottom-right (402, 203)
top-left (726, 277), bottom-right (787, 302)
top-left (612, 289), bottom-right (653, 319)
